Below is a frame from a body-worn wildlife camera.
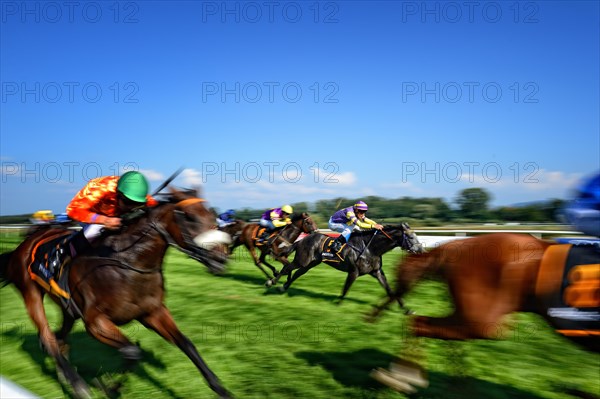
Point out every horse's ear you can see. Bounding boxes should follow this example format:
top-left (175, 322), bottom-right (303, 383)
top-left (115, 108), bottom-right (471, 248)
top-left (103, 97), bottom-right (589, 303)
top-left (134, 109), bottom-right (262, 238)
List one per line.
top-left (193, 185), bottom-right (202, 198)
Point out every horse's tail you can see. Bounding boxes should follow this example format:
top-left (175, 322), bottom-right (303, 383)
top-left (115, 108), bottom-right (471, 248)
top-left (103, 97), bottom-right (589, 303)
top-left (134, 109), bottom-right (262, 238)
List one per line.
top-left (0, 251), bottom-right (14, 287)
top-left (367, 250), bottom-right (438, 322)
top-left (394, 249), bottom-right (440, 296)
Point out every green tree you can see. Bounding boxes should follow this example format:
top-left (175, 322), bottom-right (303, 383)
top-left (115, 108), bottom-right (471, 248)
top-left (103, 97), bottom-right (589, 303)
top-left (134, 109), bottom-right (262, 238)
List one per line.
top-left (455, 188), bottom-right (491, 220)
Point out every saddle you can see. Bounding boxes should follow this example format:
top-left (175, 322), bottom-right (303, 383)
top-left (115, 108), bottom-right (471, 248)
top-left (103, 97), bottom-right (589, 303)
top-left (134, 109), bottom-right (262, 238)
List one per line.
top-left (536, 243), bottom-right (600, 336)
top-left (28, 231), bottom-right (73, 299)
top-left (321, 236), bottom-right (345, 262)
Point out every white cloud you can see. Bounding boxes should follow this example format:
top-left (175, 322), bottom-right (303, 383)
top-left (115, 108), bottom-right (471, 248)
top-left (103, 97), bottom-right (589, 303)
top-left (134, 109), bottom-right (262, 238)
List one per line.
top-left (139, 169), bottom-right (164, 181)
top-left (180, 168), bottom-right (203, 186)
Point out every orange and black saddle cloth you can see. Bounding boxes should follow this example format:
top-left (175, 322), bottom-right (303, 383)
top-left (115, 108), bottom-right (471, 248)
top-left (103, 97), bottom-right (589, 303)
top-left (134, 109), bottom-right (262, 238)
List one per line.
top-left (536, 243), bottom-right (600, 337)
top-left (28, 231), bottom-right (72, 299)
top-left (251, 225), bottom-right (276, 247)
top-left (321, 236), bottom-right (345, 262)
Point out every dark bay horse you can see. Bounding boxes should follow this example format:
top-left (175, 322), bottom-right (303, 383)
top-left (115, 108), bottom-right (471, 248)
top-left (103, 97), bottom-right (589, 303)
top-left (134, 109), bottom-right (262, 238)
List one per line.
top-left (0, 189), bottom-right (233, 398)
top-left (266, 224), bottom-right (424, 305)
top-left (230, 212), bottom-right (318, 279)
top-left (368, 233), bottom-right (600, 392)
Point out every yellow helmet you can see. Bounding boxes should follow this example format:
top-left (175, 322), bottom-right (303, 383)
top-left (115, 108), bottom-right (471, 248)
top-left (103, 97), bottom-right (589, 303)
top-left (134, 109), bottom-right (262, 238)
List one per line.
top-left (281, 205), bottom-right (293, 214)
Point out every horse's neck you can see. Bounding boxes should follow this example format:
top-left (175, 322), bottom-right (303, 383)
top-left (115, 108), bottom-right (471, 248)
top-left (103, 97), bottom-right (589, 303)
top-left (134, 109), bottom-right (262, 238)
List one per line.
top-left (281, 223), bottom-right (301, 240)
top-left (99, 215), bottom-right (169, 266)
top-left (368, 232), bottom-right (398, 256)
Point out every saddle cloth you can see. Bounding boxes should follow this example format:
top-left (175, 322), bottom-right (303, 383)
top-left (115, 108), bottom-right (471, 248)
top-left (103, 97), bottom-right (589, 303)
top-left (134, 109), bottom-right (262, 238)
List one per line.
top-left (321, 236), bottom-right (345, 262)
top-left (253, 226), bottom-right (275, 247)
top-left (536, 243), bottom-right (600, 336)
top-left (28, 231), bottom-right (73, 299)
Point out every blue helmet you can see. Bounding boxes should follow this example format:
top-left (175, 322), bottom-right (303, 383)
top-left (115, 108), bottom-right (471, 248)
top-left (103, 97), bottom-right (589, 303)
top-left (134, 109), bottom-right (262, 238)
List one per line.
top-left (226, 209), bottom-right (235, 216)
top-left (564, 172), bottom-right (600, 237)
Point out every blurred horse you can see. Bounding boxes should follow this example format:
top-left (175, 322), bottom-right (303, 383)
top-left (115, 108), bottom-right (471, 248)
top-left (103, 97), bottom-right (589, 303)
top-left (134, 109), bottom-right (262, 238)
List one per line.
top-left (369, 233), bottom-right (599, 344)
top-left (267, 223), bottom-right (424, 305)
top-left (368, 233), bottom-right (599, 392)
top-left (231, 213), bottom-right (318, 279)
top-left (0, 188), bottom-right (233, 398)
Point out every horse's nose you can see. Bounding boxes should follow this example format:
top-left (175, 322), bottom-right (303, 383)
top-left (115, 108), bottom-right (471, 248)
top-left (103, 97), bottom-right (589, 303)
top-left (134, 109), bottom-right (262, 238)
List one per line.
top-left (193, 230), bottom-right (232, 250)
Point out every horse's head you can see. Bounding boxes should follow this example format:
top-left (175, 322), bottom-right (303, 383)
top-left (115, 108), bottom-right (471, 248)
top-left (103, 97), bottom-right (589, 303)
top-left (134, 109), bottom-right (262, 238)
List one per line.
top-left (384, 223), bottom-right (425, 254)
top-left (159, 188), bottom-right (231, 274)
top-left (292, 212), bottom-right (318, 234)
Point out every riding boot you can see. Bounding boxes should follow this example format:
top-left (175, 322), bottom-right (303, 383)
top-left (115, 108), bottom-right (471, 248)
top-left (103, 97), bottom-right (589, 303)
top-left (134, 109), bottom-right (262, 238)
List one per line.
top-left (330, 234), bottom-right (346, 253)
top-left (258, 230), bottom-right (270, 243)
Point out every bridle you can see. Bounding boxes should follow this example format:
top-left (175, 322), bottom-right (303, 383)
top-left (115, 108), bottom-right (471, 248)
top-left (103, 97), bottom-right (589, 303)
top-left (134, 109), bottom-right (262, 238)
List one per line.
top-left (379, 226), bottom-right (418, 253)
top-left (302, 215), bottom-right (316, 233)
top-left (151, 198), bottom-right (212, 262)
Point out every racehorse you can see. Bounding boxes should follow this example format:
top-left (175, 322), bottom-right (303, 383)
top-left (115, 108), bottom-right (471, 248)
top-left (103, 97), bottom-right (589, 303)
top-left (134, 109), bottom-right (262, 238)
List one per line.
top-left (230, 212), bottom-right (318, 279)
top-left (0, 188), bottom-right (233, 398)
top-left (266, 224), bottom-right (424, 305)
top-left (367, 233), bottom-right (599, 392)
top-left (217, 219), bottom-right (246, 254)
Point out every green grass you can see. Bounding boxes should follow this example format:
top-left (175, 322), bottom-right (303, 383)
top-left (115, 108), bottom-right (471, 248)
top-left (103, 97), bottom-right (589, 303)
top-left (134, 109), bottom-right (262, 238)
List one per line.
top-left (1, 232), bottom-right (599, 399)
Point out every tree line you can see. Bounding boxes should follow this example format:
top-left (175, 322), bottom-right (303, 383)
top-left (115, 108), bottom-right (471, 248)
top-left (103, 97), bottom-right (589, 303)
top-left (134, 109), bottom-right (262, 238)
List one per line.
top-left (0, 188), bottom-right (568, 227)
top-left (226, 188), bottom-right (568, 227)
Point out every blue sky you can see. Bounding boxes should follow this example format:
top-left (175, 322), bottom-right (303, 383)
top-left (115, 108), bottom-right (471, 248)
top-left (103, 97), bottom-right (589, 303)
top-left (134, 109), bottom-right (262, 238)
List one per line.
top-left (1, 1), bottom-right (599, 215)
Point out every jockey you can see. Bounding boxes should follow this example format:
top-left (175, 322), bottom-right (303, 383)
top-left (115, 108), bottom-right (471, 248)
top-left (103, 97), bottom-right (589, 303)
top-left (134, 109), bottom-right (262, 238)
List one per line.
top-left (216, 209), bottom-right (236, 228)
top-left (258, 205), bottom-right (293, 242)
top-left (34, 171), bottom-right (157, 294)
top-left (328, 201), bottom-right (383, 252)
top-left (564, 171), bottom-right (600, 237)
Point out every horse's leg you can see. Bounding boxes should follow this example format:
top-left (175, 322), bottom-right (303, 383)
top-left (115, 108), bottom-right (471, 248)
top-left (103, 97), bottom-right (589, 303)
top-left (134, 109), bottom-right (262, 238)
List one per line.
top-left (366, 296), bottom-right (396, 323)
top-left (22, 288), bottom-right (90, 398)
top-left (258, 250), bottom-right (279, 278)
top-left (369, 269), bottom-right (409, 313)
top-left (84, 310), bottom-right (142, 362)
top-left (266, 260), bottom-right (298, 287)
top-left (55, 307), bottom-right (76, 357)
top-left (248, 245), bottom-right (274, 279)
top-left (336, 267), bottom-right (359, 304)
top-left (282, 261), bottom-right (319, 291)
top-left (141, 305), bottom-right (231, 399)
top-left (412, 314), bottom-right (474, 339)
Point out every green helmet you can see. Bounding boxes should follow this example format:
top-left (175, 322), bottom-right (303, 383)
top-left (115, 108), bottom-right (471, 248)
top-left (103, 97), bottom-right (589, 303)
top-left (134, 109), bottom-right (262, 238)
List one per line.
top-left (117, 171), bottom-right (149, 203)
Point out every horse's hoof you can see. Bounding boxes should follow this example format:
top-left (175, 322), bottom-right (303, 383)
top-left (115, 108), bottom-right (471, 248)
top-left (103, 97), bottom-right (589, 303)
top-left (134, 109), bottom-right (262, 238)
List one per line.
top-left (72, 380), bottom-right (92, 399)
top-left (370, 368), bottom-right (417, 394)
top-left (278, 286), bottom-right (286, 293)
top-left (265, 280), bottom-right (273, 287)
top-left (119, 345), bottom-right (142, 361)
top-left (404, 309), bottom-right (415, 316)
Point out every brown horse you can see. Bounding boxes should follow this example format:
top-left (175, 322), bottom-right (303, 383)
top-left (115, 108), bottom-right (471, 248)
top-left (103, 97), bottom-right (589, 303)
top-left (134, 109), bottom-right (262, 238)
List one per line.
top-left (230, 212), bottom-right (318, 279)
top-left (368, 233), bottom-right (600, 393)
top-left (369, 232), bottom-right (600, 343)
top-left (0, 188), bottom-right (233, 398)
top-left (267, 224), bottom-right (425, 305)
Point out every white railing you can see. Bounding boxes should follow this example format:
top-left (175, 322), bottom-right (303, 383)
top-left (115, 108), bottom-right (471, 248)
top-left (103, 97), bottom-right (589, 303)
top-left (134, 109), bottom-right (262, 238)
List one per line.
top-left (315, 228), bottom-right (586, 248)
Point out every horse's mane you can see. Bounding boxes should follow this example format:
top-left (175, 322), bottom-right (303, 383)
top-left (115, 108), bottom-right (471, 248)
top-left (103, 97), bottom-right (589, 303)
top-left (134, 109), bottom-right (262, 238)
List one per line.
top-left (349, 224), bottom-right (403, 238)
top-left (291, 212), bottom-right (308, 223)
top-left (100, 188), bottom-right (199, 253)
